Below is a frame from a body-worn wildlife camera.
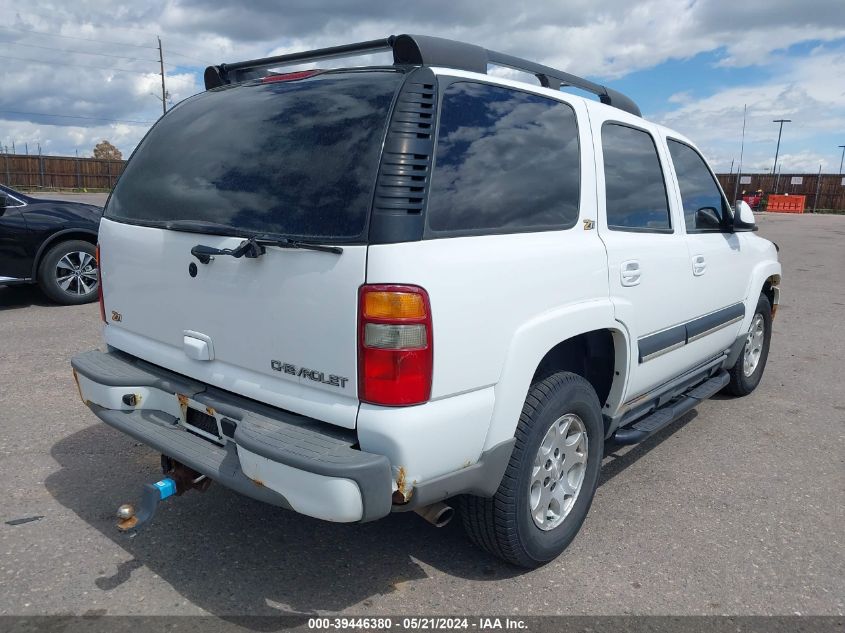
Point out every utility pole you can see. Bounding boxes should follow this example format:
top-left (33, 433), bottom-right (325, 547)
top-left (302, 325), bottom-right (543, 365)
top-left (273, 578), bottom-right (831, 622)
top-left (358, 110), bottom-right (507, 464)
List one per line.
top-left (771, 119), bottom-right (791, 177)
top-left (733, 104), bottom-right (747, 202)
top-left (813, 164), bottom-right (822, 213)
top-left (37, 143), bottom-right (44, 189)
top-left (157, 36), bottom-right (167, 116)
top-left (838, 145), bottom-right (845, 175)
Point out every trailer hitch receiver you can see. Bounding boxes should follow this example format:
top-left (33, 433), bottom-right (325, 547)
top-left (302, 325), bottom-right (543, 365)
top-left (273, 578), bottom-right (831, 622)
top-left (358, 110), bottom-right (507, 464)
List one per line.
top-left (116, 478), bottom-right (176, 531)
top-left (116, 459), bottom-right (211, 532)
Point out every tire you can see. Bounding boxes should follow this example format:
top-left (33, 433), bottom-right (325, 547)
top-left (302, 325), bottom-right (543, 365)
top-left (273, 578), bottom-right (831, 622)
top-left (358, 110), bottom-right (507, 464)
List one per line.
top-left (725, 294), bottom-right (772, 396)
top-left (459, 372), bottom-right (604, 568)
top-left (37, 240), bottom-right (99, 305)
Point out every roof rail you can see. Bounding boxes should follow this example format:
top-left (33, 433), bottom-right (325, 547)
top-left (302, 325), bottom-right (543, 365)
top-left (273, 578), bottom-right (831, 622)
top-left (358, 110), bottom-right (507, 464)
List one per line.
top-left (204, 34), bottom-right (641, 117)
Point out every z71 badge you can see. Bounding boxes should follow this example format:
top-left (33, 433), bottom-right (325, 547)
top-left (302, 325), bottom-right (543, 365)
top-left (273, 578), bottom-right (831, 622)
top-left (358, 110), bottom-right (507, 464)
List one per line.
top-left (270, 360), bottom-right (349, 388)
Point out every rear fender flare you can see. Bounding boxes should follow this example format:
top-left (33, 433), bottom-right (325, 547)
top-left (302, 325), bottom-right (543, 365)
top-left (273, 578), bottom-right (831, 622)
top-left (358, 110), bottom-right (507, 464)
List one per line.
top-left (483, 300), bottom-right (629, 451)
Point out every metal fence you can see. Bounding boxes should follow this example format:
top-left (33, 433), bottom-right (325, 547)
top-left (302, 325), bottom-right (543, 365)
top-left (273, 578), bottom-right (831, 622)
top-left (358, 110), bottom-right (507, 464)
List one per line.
top-left (717, 173), bottom-right (845, 211)
top-left (3, 151), bottom-right (845, 210)
top-left (1, 153), bottom-right (126, 191)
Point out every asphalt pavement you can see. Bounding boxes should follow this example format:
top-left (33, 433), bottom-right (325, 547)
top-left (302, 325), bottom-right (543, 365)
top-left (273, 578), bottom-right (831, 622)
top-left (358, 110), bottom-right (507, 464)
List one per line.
top-left (0, 208), bottom-right (843, 617)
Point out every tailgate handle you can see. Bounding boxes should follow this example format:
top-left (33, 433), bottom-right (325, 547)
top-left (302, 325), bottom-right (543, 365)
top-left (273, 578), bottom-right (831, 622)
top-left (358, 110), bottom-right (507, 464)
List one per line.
top-left (183, 331), bottom-right (214, 361)
top-left (191, 239), bottom-right (265, 264)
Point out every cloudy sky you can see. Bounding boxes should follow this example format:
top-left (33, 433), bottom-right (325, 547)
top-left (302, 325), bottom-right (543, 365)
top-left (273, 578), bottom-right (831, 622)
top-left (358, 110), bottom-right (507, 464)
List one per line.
top-left (2, 0), bottom-right (844, 173)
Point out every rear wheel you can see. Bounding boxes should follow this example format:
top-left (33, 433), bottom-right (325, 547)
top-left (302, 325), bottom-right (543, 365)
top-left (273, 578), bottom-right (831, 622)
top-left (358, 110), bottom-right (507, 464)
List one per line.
top-left (726, 294), bottom-right (772, 396)
top-left (37, 240), bottom-right (99, 305)
top-left (459, 372), bottom-right (603, 568)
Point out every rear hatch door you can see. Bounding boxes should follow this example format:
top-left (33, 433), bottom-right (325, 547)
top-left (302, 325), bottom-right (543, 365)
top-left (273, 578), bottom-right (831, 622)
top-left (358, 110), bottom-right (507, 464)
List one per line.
top-left (100, 70), bottom-right (404, 428)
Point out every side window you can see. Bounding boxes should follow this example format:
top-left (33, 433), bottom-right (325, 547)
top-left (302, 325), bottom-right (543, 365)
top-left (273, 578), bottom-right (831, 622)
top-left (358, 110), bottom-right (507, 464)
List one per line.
top-left (667, 139), bottom-right (730, 232)
top-left (601, 123), bottom-right (671, 232)
top-left (426, 82), bottom-right (580, 235)
top-left (1, 192), bottom-right (24, 208)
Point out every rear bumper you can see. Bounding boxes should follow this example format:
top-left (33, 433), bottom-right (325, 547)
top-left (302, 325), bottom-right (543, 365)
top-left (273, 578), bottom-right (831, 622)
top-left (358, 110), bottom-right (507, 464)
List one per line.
top-left (71, 349), bottom-right (393, 523)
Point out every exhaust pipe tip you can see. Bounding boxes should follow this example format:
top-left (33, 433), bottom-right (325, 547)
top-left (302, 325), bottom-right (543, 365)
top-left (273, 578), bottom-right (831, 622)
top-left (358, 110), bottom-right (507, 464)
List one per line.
top-left (414, 501), bottom-right (454, 528)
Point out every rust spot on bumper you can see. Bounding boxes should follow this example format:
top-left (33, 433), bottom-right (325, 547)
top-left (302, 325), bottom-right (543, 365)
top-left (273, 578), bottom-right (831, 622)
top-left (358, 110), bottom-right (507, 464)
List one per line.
top-left (393, 467), bottom-right (414, 503)
top-left (177, 393), bottom-right (189, 416)
top-left (71, 369), bottom-right (85, 405)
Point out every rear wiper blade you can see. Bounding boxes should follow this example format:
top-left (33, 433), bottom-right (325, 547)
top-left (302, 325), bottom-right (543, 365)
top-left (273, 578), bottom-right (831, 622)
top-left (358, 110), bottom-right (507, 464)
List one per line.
top-left (164, 219), bottom-right (249, 237)
top-left (254, 236), bottom-right (343, 255)
top-left (191, 236), bottom-right (342, 264)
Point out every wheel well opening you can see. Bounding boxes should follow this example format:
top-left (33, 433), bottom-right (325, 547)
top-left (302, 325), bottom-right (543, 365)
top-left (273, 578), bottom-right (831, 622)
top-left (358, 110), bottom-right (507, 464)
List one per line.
top-left (33, 231), bottom-right (97, 279)
top-left (762, 274), bottom-right (780, 309)
top-left (532, 330), bottom-right (615, 407)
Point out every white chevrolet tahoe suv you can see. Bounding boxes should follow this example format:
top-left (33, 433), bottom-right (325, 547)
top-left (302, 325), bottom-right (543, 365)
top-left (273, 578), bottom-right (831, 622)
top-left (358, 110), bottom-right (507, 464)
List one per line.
top-left (71, 34), bottom-right (781, 567)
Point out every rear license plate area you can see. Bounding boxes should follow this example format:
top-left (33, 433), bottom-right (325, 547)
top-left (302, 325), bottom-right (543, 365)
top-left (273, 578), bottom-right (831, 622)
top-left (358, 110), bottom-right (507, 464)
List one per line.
top-left (184, 407), bottom-right (223, 443)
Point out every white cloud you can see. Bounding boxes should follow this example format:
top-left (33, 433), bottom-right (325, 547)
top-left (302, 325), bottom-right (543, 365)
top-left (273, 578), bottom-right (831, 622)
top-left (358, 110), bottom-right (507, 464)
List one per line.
top-left (652, 47), bottom-right (845, 172)
top-left (1, 0), bottom-right (844, 167)
top-left (668, 91), bottom-right (693, 105)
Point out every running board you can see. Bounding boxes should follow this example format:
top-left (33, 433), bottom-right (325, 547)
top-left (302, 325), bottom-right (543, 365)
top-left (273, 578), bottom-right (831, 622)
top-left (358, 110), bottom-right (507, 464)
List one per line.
top-left (612, 371), bottom-right (729, 445)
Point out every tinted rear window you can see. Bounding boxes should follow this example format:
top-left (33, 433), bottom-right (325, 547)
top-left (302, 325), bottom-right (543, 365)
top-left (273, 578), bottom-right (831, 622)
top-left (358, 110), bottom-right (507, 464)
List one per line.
top-left (106, 71), bottom-right (402, 241)
top-left (426, 82), bottom-right (580, 235)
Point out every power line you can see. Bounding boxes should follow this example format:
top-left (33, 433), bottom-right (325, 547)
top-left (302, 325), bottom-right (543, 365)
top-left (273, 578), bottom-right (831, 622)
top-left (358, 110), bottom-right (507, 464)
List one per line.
top-left (57, 20), bottom-right (226, 62)
top-left (0, 25), bottom-right (156, 49)
top-left (165, 48), bottom-right (215, 66)
top-left (0, 52), bottom-right (199, 79)
top-left (0, 25), bottom-right (212, 67)
top-left (0, 110), bottom-right (155, 125)
top-left (4, 40), bottom-right (162, 63)
top-left (0, 53), bottom-right (162, 75)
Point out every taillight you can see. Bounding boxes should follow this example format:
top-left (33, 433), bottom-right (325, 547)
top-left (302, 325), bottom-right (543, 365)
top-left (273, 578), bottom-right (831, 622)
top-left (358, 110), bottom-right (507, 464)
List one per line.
top-left (261, 70), bottom-right (322, 83)
top-left (358, 285), bottom-right (432, 406)
top-left (96, 244), bottom-right (106, 323)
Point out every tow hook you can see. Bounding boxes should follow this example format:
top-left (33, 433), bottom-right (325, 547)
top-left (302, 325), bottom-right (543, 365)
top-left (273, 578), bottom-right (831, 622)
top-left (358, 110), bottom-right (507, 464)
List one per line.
top-left (116, 459), bottom-right (211, 532)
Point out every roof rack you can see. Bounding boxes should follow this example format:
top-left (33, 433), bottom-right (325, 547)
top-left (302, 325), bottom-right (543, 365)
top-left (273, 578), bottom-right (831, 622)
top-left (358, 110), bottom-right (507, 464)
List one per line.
top-left (204, 34), bottom-right (641, 117)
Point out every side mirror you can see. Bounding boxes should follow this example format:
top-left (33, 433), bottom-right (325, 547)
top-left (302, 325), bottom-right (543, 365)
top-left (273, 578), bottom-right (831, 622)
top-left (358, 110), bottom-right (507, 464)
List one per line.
top-left (733, 200), bottom-right (757, 232)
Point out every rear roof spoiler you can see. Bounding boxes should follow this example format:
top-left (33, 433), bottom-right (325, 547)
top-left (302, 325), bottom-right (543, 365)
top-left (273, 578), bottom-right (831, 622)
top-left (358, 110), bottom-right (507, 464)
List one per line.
top-left (203, 34), bottom-right (641, 117)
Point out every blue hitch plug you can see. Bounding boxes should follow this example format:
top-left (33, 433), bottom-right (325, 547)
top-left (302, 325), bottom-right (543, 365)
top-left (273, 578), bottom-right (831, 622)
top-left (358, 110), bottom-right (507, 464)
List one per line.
top-left (116, 477), bottom-right (177, 531)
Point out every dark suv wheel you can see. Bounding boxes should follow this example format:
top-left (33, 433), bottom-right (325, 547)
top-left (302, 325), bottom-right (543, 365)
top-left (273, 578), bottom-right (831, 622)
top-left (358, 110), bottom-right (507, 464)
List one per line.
top-left (459, 372), bottom-right (604, 567)
top-left (37, 240), bottom-right (99, 305)
top-left (725, 294), bottom-right (772, 396)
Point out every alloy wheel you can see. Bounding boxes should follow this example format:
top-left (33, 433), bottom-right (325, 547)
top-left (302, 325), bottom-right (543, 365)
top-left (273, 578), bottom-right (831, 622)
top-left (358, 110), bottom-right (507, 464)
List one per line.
top-left (55, 251), bottom-right (98, 297)
top-left (529, 413), bottom-right (588, 531)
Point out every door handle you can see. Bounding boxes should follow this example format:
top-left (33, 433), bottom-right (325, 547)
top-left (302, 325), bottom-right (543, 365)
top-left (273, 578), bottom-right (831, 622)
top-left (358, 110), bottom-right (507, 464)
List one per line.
top-left (620, 260), bottom-right (641, 286)
top-left (692, 254), bottom-right (706, 276)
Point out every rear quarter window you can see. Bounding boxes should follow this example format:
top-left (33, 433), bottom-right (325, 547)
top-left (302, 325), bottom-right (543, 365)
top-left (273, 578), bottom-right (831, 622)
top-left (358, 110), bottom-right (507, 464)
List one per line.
top-left (426, 81), bottom-right (580, 236)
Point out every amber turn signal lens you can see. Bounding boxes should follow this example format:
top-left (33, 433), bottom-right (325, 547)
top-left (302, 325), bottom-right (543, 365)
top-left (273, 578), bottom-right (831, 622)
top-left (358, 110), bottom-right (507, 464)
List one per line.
top-left (363, 291), bottom-right (426, 319)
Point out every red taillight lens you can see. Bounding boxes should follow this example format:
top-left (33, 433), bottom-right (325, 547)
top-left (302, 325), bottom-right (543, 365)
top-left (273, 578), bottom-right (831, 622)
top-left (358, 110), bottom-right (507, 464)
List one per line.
top-left (261, 70), bottom-right (322, 83)
top-left (96, 244), bottom-right (106, 323)
top-left (358, 285), bottom-right (432, 406)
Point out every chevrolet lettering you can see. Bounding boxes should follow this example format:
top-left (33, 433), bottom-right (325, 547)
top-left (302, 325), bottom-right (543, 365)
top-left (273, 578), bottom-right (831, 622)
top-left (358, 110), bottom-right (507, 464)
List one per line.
top-left (270, 360), bottom-right (349, 388)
